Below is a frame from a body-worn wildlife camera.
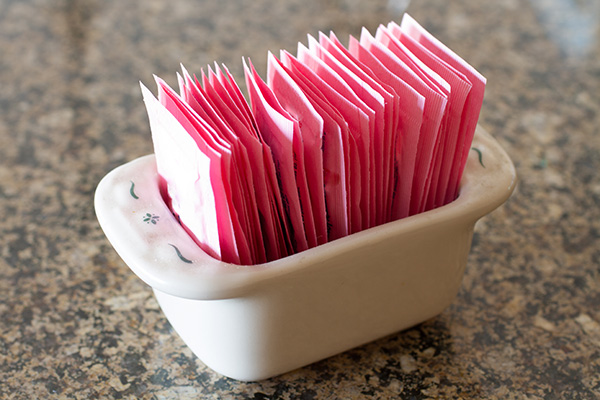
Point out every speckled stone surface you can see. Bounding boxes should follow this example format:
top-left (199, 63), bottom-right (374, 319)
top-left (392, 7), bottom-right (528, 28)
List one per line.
top-left (1, 0), bottom-right (599, 398)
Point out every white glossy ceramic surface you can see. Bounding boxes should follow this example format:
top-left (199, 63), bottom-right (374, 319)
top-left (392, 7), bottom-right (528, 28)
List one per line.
top-left (95, 126), bottom-right (516, 381)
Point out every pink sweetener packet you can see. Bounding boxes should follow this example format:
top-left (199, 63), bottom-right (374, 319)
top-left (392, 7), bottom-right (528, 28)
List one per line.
top-left (205, 66), bottom-right (257, 136)
top-left (297, 42), bottom-right (374, 229)
top-left (185, 67), bottom-right (293, 260)
top-left (156, 77), bottom-right (256, 265)
top-left (262, 143), bottom-right (295, 257)
top-left (400, 14), bottom-right (486, 203)
top-left (190, 66), bottom-right (291, 260)
top-left (272, 52), bottom-right (349, 240)
top-left (307, 34), bottom-right (388, 226)
top-left (388, 22), bottom-right (472, 210)
top-left (347, 35), bottom-right (425, 220)
top-left (267, 52), bottom-right (328, 246)
top-left (360, 28), bottom-right (447, 216)
top-left (184, 67), bottom-right (292, 260)
top-left (198, 69), bottom-right (269, 263)
top-left (380, 24), bottom-right (464, 213)
top-left (141, 82), bottom-right (249, 265)
top-left (177, 69), bottom-right (269, 264)
top-left (189, 71), bottom-right (263, 263)
top-left (248, 62), bottom-right (318, 249)
top-left (215, 70), bottom-right (296, 250)
top-left (215, 64), bottom-right (260, 134)
top-left (220, 70), bottom-right (297, 257)
top-left (320, 32), bottom-right (398, 224)
top-left (375, 25), bottom-right (451, 214)
top-left (280, 50), bottom-right (364, 234)
top-left (244, 58), bottom-right (313, 253)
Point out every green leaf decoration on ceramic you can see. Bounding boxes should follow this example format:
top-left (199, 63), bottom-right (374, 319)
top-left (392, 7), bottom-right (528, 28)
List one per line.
top-left (471, 147), bottom-right (485, 168)
top-left (169, 244), bottom-right (193, 264)
top-left (143, 213), bottom-right (160, 224)
top-left (130, 181), bottom-right (139, 199)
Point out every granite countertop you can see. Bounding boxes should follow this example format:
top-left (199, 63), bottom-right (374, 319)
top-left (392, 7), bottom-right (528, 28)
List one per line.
top-left (1, 0), bottom-right (599, 398)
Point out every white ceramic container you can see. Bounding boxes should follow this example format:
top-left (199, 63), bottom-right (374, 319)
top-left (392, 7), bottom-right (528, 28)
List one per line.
top-left (95, 126), bottom-right (516, 381)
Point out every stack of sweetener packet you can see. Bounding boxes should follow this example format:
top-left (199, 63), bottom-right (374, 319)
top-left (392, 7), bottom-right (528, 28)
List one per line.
top-left (141, 14), bottom-right (486, 265)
